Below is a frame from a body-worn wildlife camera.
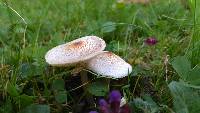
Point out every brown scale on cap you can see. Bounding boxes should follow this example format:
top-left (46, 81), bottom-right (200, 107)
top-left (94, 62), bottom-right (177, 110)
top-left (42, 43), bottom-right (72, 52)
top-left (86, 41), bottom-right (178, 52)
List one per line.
top-left (105, 51), bottom-right (113, 56)
top-left (71, 41), bottom-right (85, 48)
top-left (100, 52), bottom-right (116, 64)
top-left (65, 40), bottom-right (85, 51)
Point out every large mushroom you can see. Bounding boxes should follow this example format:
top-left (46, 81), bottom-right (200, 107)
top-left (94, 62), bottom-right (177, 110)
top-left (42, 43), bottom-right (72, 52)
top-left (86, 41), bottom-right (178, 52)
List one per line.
top-left (45, 36), bottom-right (106, 66)
top-left (86, 51), bottom-right (132, 79)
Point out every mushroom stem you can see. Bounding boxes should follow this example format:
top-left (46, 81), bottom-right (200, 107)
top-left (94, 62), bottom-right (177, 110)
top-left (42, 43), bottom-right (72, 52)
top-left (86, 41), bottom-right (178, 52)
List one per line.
top-left (80, 70), bottom-right (88, 90)
top-left (105, 78), bottom-right (110, 88)
top-left (80, 70), bottom-right (95, 106)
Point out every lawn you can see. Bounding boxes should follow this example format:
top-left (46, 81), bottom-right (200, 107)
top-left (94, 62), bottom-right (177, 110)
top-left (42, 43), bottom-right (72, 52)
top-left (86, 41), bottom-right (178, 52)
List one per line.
top-left (0, 0), bottom-right (200, 113)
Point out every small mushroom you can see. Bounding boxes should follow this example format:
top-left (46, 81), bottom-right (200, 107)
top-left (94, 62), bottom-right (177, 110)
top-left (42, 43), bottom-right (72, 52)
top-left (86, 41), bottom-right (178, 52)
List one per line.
top-left (86, 51), bottom-right (132, 78)
top-left (45, 36), bottom-right (106, 66)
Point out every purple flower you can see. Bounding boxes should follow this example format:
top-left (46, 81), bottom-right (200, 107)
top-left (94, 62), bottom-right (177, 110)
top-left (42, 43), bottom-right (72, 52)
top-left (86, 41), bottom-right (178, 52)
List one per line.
top-left (109, 90), bottom-right (121, 103)
top-left (99, 99), bottom-right (110, 113)
top-left (99, 99), bottom-right (108, 107)
top-left (145, 37), bottom-right (158, 46)
top-left (109, 90), bottom-right (121, 113)
top-left (89, 90), bottom-right (131, 113)
top-left (89, 111), bottom-right (99, 113)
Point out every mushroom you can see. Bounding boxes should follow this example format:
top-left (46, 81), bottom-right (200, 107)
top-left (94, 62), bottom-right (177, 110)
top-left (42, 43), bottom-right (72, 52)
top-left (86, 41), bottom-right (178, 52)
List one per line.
top-left (45, 36), bottom-right (132, 105)
top-left (45, 35), bottom-right (106, 66)
top-left (45, 35), bottom-right (106, 87)
top-left (86, 51), bottom-right (132, 79)
top-left (45, 36), bottom-right (106, 105)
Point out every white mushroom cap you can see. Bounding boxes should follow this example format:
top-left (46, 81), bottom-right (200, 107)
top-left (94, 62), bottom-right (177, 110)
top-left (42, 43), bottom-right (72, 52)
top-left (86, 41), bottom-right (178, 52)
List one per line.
top-left (86, 51), bottom-right (132, 78)
top-left (45, 36), bottom-right (106, 66)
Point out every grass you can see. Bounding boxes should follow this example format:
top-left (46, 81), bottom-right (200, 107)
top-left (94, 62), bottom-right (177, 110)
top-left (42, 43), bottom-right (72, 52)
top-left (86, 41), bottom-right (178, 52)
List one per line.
top-left (0, 0), bottom-right (200, 113)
